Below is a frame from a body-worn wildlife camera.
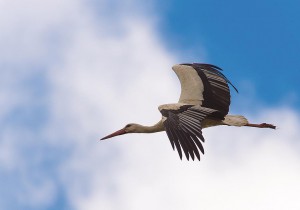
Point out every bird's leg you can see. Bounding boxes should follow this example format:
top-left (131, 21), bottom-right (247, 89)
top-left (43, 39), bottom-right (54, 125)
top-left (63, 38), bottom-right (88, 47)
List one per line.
top-left (245, 123), bottom-right (276, 129)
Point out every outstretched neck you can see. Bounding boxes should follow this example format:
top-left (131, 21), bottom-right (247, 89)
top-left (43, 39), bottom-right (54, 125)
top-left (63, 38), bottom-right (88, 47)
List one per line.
top-left (136, 120), bottom-right (164, 133)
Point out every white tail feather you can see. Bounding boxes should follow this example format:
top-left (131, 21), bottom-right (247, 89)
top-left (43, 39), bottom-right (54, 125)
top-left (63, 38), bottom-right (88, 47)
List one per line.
top-left (223, 115), bottom-right (249, 127)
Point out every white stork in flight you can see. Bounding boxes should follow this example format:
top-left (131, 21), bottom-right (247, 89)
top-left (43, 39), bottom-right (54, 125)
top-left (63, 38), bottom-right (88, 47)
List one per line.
top-left (101, 63), bottom-right (276, 161)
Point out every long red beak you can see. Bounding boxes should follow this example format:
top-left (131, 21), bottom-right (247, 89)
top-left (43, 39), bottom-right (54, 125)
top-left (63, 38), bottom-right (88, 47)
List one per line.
top-left (100, 128), bottom-right (126, 140)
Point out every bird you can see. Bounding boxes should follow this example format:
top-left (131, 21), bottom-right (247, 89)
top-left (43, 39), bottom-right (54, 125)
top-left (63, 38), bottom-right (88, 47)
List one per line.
top-left (101, 63), bottom-right (276, 161)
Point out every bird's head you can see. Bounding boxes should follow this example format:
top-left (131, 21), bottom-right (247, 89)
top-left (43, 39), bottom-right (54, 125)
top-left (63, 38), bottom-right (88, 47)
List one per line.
top-left (100, 123), bottom-right (140, 140)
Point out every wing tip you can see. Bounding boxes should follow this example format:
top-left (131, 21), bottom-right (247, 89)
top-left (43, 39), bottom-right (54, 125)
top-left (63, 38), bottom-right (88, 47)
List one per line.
top-left (192, 63), bottom-right (223, 71)
top-left (174, 62), bottom-right (222, 71)
top-left (171, 64), bottom-right (182, 70)
top-left (172, 64), bottom-right (192, 71)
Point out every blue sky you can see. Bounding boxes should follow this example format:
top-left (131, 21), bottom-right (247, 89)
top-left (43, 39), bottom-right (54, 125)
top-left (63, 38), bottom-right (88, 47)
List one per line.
top-left (157, 0), bottom-right (300, 108)
top-left (0, 0), bottom-right (300, 210)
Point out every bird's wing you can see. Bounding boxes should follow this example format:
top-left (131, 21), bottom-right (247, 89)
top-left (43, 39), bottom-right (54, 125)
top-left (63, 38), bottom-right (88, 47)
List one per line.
top-left (159, 104), bottom-right (223, 161)
top-left (172, 63), bottom-right (238, 116)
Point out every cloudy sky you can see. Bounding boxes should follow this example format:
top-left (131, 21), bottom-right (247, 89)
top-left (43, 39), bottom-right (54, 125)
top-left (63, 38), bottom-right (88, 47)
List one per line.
top-left (1, 0), bottom-right (300, 209)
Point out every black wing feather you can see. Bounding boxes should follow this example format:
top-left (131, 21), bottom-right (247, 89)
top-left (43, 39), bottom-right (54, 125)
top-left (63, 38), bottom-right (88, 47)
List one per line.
top-left (181, 63), bottom-right (238, 116)
top-left (165, 125), bottom-right (175, 150)
top-left (165, 116), bottom-right (183, 159)
top-left (162, 105), bottom-right (220, 161)
top-left (177, 130), bottom-right (191, 160)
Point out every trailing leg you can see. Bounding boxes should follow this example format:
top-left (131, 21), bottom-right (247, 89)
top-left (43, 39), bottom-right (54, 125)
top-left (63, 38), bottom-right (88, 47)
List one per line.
top-left (245, 123), bottom-right (276, 129)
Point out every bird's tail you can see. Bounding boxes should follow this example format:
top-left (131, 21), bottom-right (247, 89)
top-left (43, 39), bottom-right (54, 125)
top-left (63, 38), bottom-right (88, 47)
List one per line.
top-left (223, 115), bottom-right (249, 127)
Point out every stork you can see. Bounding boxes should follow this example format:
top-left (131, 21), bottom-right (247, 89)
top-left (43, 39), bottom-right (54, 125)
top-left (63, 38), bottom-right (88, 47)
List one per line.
top-left (101, 63), bottom-right (275, 161)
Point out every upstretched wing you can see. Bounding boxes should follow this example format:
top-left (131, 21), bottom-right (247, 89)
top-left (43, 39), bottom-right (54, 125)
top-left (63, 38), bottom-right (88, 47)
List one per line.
top-left (160, 104), bottom-right (223, 161)
top-left (172, 63), bottom-right (238, 116)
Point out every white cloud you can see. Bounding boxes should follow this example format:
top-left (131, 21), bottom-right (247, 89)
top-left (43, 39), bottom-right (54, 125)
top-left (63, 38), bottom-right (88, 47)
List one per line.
top-left (1, 0), bottom-right (300, 210)
top-left (70, 108), bottom-right (300, 210)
